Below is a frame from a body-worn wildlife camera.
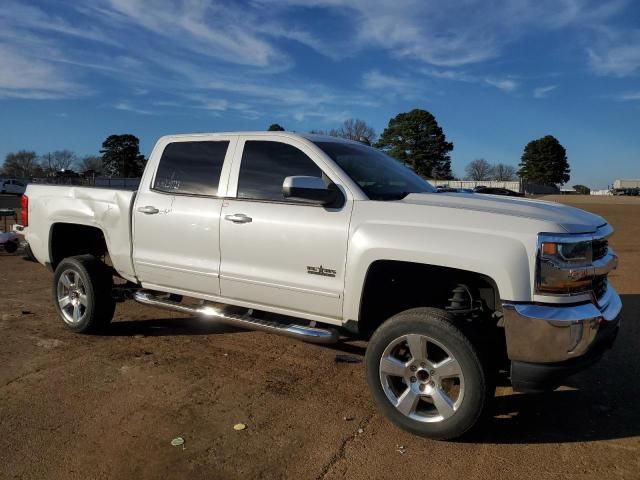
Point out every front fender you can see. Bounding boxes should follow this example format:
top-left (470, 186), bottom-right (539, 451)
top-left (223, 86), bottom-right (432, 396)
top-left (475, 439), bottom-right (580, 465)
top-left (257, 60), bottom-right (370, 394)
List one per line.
top-left (342, 222), bottom-right (535, 321)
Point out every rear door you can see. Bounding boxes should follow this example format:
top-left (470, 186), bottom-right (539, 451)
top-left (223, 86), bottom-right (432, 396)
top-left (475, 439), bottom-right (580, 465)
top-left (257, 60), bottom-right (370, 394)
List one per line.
top-left (132, 137), bottom-right (236, 295)
top-left (219, 137), bottom-right (353, 320)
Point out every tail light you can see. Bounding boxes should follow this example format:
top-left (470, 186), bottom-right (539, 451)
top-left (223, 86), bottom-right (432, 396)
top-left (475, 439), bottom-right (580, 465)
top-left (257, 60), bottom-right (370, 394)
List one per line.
top-left (21, 194), bottom-right (28, 227)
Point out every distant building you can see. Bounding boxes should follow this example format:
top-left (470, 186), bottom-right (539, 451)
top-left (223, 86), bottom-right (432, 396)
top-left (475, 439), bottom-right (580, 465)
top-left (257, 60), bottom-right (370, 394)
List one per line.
top-left (612, 179), bottom-right (640, 196)
top-left (614, 179), bottom-right (640, 189)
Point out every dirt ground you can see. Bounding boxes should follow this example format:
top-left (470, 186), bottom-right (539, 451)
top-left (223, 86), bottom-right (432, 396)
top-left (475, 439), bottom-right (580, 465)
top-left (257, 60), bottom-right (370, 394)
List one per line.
top-left (1, 194), bottom-right (639, 480)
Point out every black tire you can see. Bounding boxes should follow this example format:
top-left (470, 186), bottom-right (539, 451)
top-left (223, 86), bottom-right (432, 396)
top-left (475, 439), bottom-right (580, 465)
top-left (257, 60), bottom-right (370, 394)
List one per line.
top-left (365, 307), bottom-right (493, 440)
top-left (4, 240), bottom-right (18, 254)
top-left (52, 255), bottom-right (116, 333)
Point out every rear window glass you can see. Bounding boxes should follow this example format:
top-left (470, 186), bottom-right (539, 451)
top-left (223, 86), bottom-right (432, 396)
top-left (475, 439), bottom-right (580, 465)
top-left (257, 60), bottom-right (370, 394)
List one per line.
top-left (154, 141), bottom-right (229, 196)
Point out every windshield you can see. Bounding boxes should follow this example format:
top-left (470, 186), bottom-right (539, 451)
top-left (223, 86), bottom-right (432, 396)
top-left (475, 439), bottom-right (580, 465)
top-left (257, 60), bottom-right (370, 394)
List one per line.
top-left (313, 141), bottom-right (435, 200)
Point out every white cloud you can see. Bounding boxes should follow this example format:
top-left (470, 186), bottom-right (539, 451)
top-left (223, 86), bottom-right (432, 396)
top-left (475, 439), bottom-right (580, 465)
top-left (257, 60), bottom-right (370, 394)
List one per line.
top-left (0, 0), bottom-right (118, 46)
top-left (363, 70), bottom-right (414, 90)
top-left (97, 0), bottom-right (291, 69)
top-left (533, 85), bottom-right (558, 98)
top-left (196, 98), bottom-right (230, 111)
top-left (587, 31), bottom-right (640, 77)
top-left (0, 0), bottom-right (373, 123)
top-left (113, 101), bottom-right (154, 115)
top-left (205, 79), bottom-right (332, 107)
top-left (361, 70), bottom-right (427, 100)
top-left (423, 68), bottom-right (519, 93)
top-left (197, 75), bottom-right (377, 110)
top-left (484, 77), bottom-right (518, 93)
top-left (421, 69), bottom-right (474, 82)
top-left (615, 91), bottom-right (640, 101)
top-left (0, 0), bottom-right (637, 125)
top-left (0, 44), bottom-right (86, 99)
top-left (264, 0), bottom-right (499, 66)
top-left (261, 0), bottom-right (627, 67)
top-left (255, 23), bottom-right (348, 61)
top-left (291, 109), bottom-right (350, 123)
top-left (186, 95), bottom-right (261, 118)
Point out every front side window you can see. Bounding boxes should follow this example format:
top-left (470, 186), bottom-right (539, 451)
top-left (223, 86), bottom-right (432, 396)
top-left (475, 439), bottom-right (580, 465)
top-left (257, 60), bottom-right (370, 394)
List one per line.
top-left (154, 141), bottom-right (229, 196)
top-left (314, 141), bottom-right (435, 200)
top-left (237, 141), bottom-right (324, 201)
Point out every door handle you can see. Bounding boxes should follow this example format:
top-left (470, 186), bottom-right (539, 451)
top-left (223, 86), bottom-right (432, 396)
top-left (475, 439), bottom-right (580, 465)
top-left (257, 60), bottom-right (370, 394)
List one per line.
top-left (137, 205), bottom-right (160, 215)
top-left (224, 213), bottom-right (252, 224)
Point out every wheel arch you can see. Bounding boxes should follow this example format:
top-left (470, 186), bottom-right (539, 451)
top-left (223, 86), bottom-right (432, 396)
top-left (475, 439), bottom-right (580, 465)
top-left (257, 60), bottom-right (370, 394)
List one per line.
top-left (49, 222), bottom-right (110, 270)
top-left (355, 260), bottom-right (501, 338)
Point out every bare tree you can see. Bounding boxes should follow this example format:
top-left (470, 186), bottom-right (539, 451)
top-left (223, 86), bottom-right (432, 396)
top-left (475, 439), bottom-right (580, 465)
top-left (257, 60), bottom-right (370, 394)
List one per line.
top-left (336, 118), bottom-right (376, 143)
top-left (42, 150), bottom-right (77, 173)
top-left (1, 151), bottom-right (42, 177)
top-left (465, 158), bottom-right (493, 181)
top-left (79, 155), bottom-right (103, 174)
top-left (310, 118), bottom-right (376, 144)
top-left (493, 163), bottom-right (517, 181)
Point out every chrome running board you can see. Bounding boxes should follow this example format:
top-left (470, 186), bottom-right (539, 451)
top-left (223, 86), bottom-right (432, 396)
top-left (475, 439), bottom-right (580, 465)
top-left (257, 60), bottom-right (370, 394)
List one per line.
top-left (133, 290), bottom-right (339, 345)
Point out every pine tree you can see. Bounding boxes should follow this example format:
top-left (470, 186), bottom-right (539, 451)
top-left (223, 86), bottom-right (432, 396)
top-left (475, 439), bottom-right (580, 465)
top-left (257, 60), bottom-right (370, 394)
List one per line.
top-left (376, 109), bottom-right (453, 179)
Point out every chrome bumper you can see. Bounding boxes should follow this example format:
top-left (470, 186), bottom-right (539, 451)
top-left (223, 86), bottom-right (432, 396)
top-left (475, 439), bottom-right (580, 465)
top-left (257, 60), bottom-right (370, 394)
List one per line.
top-left (502, 286), bottom-right (622, 363)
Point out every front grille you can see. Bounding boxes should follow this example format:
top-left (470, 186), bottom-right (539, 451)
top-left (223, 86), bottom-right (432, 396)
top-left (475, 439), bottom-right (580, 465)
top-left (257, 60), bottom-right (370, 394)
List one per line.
top-left (593, 238), bottom-right (608, 261)
top-left (593, 275), bottom-right (608, 300)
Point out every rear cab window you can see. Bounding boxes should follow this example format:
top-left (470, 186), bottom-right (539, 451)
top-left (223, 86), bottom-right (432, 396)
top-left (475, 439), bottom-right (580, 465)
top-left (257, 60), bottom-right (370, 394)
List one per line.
top-left (153, 141), bottom-right (230, 196)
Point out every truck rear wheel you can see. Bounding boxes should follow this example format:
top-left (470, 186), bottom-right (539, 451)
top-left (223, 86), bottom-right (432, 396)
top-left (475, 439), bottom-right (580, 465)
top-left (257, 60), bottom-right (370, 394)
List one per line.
top-left (365, 307), bottom-right (493, 440)
top-left (53, 255), bottom-right (115, 333)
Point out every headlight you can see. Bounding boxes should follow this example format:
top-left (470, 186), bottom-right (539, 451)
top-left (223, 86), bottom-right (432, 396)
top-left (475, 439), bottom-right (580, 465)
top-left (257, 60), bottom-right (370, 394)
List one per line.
top-left (536, 235), bottom-right (593, 295)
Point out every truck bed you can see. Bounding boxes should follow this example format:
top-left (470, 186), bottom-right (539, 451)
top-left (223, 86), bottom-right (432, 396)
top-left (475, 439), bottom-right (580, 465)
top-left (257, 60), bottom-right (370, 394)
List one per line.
top-left (24, 185), bottom-right (137, 281)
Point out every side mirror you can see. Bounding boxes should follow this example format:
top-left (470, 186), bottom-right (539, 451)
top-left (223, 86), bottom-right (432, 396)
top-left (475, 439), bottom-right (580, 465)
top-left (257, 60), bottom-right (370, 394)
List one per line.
top-left (282, 176), bottom-right (339, 206)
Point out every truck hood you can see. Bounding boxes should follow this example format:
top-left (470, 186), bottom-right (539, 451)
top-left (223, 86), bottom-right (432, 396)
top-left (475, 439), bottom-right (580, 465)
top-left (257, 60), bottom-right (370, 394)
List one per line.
top-left (402, 193), bottom-right (606, 234)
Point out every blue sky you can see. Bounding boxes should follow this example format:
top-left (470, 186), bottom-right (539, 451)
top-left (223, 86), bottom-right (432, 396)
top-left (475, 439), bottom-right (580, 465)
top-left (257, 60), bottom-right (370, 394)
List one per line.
top-left (1, 0), bottom-right (639, 188)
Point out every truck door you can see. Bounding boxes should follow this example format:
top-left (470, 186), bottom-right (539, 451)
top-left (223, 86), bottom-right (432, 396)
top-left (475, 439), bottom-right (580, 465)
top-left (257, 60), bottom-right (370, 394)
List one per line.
top-left (132, 138), bottom-right (235, 296)
top-left (219, 137), bottom-right (353, 320)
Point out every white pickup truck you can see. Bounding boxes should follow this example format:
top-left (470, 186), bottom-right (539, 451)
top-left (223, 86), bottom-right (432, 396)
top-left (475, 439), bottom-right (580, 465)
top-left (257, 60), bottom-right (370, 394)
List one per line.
top-left (18, 132), bottom-right (621, 439)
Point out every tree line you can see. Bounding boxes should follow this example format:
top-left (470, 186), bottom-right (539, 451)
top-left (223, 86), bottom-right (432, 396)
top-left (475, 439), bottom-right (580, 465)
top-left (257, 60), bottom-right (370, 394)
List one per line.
top-left (2, 108), bottom-right (571, 187)
top-left (1, 134), bottom-right (146, 178)
top-left (463, 136), bottom-right (569, 184)
top-left (273, 110), bottom-right (570, 186)
top-left (465, 159), bottom-right (517, 181)
top-left (274, 109), bottom-right (455, 179)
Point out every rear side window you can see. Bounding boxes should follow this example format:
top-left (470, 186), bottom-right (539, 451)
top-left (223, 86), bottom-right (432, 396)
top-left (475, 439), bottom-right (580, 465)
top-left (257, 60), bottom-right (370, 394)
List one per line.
top-left (153, 141), bottom-right (229, 196)
top-left (237, 141), bottom-right (323, 201)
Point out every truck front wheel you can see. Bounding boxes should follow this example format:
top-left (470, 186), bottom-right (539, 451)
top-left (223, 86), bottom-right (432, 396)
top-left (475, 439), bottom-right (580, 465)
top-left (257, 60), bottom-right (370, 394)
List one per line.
top-left (53, 255), bottom-right (115, 333)
top-left (365, 307), bottom-right (493, 440)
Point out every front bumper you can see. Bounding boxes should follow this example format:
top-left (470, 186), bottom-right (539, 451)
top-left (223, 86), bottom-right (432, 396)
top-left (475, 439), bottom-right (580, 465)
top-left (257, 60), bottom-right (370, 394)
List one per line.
top-left (502, 286), bottom-right (622, 392)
